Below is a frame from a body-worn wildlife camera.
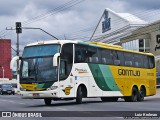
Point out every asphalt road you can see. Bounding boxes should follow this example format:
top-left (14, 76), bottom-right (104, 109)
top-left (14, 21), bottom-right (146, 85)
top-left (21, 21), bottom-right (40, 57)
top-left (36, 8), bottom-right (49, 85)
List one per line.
top-left (0, 89), bottom-right (160, 120)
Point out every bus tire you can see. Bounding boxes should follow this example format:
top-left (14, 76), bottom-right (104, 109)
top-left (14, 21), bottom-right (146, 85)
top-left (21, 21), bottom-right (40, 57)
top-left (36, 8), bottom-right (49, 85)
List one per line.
top-left (44, 98), bottom-right (52, 106)
top-left (101, 97), bottom-right (118, 102)
top-left (124, 87), bottom-right (138, 102)
top-left (76, 86), bottom-right (83, 104)
top-left (137, 87), bottom-right (146, 101)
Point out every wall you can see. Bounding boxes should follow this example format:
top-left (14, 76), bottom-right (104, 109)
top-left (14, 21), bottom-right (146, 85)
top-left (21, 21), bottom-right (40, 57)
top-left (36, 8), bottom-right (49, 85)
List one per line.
top-left (0, 39), bottom-right (12, 79)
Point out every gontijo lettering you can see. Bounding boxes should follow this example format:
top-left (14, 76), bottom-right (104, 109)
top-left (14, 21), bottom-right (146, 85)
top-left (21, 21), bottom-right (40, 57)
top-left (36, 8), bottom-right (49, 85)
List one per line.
top-left (118, 69), bottom-right (140, 76)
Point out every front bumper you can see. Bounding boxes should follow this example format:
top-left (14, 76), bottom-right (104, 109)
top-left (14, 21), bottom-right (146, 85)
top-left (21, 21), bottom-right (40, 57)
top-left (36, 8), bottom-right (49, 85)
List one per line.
top-left (19, 90), bottom-right (59, 99)
top-left (2, 91), bottom-right (14, 94)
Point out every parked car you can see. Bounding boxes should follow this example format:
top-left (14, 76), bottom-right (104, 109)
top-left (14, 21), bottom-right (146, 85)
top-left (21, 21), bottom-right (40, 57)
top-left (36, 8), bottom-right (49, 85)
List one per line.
top-left (11, 83), bottom-right (18, 94)
top-left (0, 84), bottom-right (15, 95)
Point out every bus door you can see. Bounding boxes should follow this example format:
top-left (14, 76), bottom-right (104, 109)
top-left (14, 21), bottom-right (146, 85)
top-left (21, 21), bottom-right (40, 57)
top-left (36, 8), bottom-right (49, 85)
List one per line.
top-left (59, 43), bottom-right (75, 97)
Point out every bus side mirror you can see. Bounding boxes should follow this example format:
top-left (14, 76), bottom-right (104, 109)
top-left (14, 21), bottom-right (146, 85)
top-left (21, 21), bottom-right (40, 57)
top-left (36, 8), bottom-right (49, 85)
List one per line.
top-left (10, 56), bottom-right (20, 70)
top-left (53, 53), bottom-right (60, 66)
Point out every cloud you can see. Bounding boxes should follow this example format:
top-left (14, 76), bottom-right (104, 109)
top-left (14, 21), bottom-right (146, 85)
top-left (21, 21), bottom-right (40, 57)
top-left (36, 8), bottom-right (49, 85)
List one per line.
top-left (1, 0), bottom-right (160, 55)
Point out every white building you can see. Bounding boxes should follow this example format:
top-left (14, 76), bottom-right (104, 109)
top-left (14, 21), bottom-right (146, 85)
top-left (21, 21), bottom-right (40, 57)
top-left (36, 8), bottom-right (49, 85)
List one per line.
top-left (90, 8), bottom-right (147, 44)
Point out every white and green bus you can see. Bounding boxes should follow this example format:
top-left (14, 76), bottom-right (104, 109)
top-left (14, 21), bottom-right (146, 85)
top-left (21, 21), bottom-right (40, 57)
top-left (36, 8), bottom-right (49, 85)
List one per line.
top-left (11, 40), bottom-right (156, 105)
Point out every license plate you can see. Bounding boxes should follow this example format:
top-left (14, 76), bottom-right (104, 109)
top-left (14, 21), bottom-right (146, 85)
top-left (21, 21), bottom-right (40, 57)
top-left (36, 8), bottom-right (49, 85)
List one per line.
top-left (7, 91), bottom-right (11, 93)
top-left (33, 93), bottom-right (39, 97)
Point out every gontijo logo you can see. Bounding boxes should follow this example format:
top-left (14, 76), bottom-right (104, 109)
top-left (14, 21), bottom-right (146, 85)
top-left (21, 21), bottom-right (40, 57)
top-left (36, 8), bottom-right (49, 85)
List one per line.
top-left (118, 69), bottom-right (140, 76)
top-left (75, 68), bottom-right (88, 74)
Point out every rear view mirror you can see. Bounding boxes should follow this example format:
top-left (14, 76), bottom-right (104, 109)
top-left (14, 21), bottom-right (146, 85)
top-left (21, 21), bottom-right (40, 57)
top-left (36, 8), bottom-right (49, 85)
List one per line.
top-left (10, 56), bottom-right (20, 70)
top-left (53, 53), bottom-right (60, 66)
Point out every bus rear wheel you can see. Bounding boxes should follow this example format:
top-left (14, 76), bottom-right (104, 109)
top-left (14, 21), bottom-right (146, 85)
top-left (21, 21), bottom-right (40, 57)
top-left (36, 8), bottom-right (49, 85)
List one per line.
top-left (44, 98), bottom-right (52, 106)
top-left (137, 87), bottom-right (146, 101)
top-left (124, 87), bottom-right (138, 102)
top-left (101, 97), bottom-right (118, 102)
top-left (76, 86), bottom-right (83, 104)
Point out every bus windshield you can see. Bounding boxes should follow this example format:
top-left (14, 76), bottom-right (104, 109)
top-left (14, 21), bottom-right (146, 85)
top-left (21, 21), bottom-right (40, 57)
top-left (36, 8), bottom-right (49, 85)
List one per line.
top-left (20, 44), bottom-right (60, 83)
top-left (22, 44), bottom-right (60, 58)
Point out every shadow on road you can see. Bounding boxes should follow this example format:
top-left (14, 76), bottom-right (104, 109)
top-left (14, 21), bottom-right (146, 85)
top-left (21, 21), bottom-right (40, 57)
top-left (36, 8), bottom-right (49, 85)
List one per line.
top-left (27, 100), bottom-right (104, 107)
top-left (25, 96), bottom-right (160, 107)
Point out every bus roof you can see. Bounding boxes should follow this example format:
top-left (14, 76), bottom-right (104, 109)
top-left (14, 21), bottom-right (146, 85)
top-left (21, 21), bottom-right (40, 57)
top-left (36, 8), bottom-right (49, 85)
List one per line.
top-left (26, 40), bottom-right (154, 56)
top-left (26, 40), bottom-right (79, 46)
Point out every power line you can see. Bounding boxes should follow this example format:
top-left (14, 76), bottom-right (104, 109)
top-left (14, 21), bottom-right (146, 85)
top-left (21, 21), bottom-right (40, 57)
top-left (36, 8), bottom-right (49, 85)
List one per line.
top-left (0, 0), bottom-right (86, 39)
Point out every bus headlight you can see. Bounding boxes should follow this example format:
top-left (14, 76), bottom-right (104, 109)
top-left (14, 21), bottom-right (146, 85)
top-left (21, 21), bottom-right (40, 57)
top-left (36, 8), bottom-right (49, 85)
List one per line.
top-left (47, 86), bottom-right (58, 91)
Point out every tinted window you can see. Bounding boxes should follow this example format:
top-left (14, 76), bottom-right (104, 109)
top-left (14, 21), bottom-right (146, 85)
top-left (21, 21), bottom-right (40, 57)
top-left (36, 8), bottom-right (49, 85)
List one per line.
top-left (148, 56), bottom-right (155, 68)
top-left (75, 45), bottom-right (88, 63)
top-left (87, 47), bottom-right (100, 63)
top-left (134, 54), bottom-right (143, 68)
top-left (117, 51), bottom-right (125, 66)
top-left (23, 44), bottom-right (60, 58)
top-left (112, 51), bottom-right (122, 66)
top-left (60, 44), bottom-right (73, 80)
top-left (101, 49), bottom-right (113, 65)
top-left (143, 56), bottom-right (149, 68)
top-left (124, 52), bottom-right (134, 67)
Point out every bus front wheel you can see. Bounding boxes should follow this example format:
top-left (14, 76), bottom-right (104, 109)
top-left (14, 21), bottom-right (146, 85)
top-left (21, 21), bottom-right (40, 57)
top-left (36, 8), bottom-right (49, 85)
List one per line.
top-left (76, 86), bottom-right (83, 104)
top-left (44, 98), bottom-right (52, 106)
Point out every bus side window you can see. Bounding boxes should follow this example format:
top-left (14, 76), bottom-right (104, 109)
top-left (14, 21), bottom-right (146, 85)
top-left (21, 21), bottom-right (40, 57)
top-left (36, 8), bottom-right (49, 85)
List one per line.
top-left (134, 54), bottom-right (143, 68)
top-left (75, 45), bottom-right (87, 63)
top-left (143, 56), bottom-right (149, 68)
top-left (117, 51), bottom-right (124, 66)
top-left (87, 47), bottom-right (99, 63)
top-left (124, 52), bottom-right (134, 67)
top-left (148, 56), bottom-right (155, 68)
top-left (112, 50), bottom-right (121, 66)
top-left (101, 49), bottom-right (113, 65)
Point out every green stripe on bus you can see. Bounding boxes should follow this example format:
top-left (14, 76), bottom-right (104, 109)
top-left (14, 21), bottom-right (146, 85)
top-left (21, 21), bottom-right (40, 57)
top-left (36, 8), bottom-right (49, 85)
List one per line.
top-left (88, 64), bottom-right (111, 91)
top-left (35, 83), bottom-right (45, 89)
top-left (88, 64), bottom-right (120, 91)
top-left (99, 65), bottom-right (120, 91)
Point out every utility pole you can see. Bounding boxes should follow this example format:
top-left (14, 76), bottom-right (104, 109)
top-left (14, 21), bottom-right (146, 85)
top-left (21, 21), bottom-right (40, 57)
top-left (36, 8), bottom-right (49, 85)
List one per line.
top-left (15, 22), bottom-right (22, 71)
top-left (5, 22), bottom-right (22, 92)
top-left (15, 22), bottom-right (22, 92)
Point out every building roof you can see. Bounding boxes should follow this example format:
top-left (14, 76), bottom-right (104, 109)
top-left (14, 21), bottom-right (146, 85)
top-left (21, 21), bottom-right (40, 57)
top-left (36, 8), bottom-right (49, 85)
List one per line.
top-left (105, 8), bottom-right (147, 25)
top-left (118, 13), bottom-right (147, 25)
top-left (90, 8), bottom-right (148, 43)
